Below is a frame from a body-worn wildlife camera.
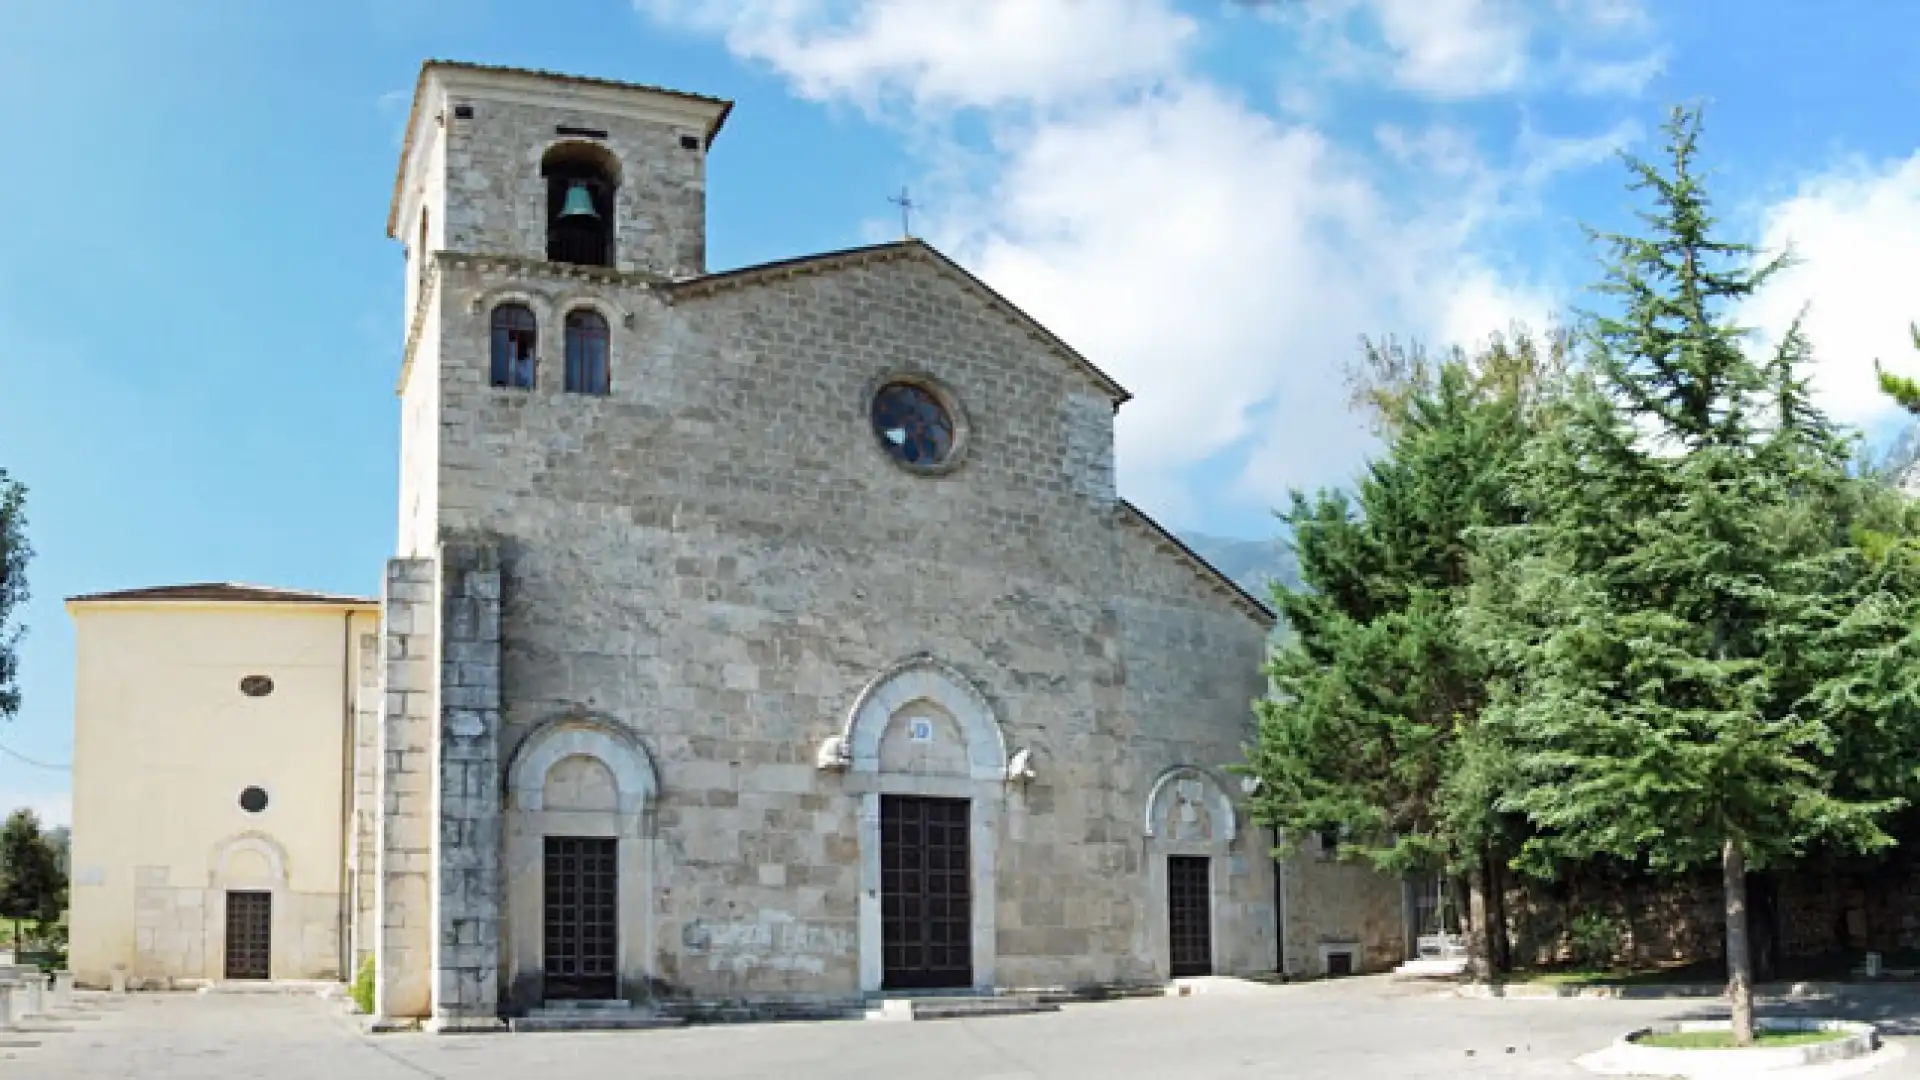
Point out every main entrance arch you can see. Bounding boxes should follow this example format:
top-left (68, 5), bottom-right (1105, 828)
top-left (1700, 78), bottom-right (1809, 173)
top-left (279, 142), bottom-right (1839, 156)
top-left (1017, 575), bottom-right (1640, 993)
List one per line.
top-left (829, 655), bottom-right (1009, 993)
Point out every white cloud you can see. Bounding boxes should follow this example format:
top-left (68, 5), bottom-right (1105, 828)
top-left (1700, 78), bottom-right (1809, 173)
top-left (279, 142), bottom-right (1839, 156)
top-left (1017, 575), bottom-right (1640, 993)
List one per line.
top-left (640, 0), bottom-right (1195, 111)
top-left (1561, 48), bottom-right (1666, 97)
top-left (1370, 0), bottom-right (1530, 100)
top-left (640, 0), bottom-right (1614, 518)
top-left (1516, 117), bottom-right (1641, 188)
top-left (1276, 0), bottom-right (1659, 103)
top-left (1742, 153), bottom-right (1920, 428)
top-left (1559, 0), bottom-right (1653, 33)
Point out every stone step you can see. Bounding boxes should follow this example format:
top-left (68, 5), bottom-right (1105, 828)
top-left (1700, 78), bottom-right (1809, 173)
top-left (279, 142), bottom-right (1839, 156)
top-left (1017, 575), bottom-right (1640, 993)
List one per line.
top-left (509, 1003), bottom-right (689, 1033)
top-left (197, 980), bottom-right (342, 997)
top-left (864, 994), bottom-right (1058, 1022)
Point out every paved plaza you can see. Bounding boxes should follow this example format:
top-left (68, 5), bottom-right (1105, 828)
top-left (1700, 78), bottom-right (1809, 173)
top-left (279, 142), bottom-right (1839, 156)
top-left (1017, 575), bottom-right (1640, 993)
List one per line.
top-left (14, 977), bottom-right (1920, 1079)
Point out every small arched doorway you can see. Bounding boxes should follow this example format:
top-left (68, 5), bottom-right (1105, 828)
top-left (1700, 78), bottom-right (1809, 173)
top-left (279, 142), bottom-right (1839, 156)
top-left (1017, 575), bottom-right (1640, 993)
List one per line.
top-left (1143, 767), bottom-right (1238, 979)
top-left (504, 715), bottom-right (657, 1009)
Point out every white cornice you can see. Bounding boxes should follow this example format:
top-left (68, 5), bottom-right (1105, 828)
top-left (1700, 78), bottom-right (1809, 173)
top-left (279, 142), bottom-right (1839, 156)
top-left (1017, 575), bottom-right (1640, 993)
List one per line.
top-left (432, 66), bottom-right (729, 134)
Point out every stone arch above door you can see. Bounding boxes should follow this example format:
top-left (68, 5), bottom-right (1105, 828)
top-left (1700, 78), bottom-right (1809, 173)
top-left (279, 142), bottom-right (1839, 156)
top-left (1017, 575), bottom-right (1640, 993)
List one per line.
top-left (506, 713), bottom-right (657, 814)
top-left (502, 712), bottom-right (659, 1012)
top-left (842, 654), bottom-right (1007, 781)
top-left (208, 831), bottom-right (290, 888)
top-left (1143, 766), bottom-right (1238, 844)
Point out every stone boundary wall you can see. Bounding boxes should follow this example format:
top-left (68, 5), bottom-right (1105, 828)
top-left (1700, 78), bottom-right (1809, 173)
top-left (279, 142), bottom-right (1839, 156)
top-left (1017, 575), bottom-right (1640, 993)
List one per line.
top-left (1499, 858), bottom-right (1920, 971)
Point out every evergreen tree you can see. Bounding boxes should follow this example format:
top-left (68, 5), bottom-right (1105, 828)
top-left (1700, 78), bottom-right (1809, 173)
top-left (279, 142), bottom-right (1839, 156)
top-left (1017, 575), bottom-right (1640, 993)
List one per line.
top-left (0, 470), bottom-right (27, 722)
top-left (1244, 353), bottom-right (1544, 974)
top-left (1875, 324), bottom-right (1920, 418)
top-left (0, 809), bottom-right (63, 950)
top-left (1344, 325), bottom-right (1571, 437)
top-left (1465, 108), bottom-right (1911, 1045)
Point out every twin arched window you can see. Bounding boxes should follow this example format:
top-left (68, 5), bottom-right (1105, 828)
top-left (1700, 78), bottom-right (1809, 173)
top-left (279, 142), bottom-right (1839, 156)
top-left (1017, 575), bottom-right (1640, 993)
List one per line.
top-left (490, 304), bottom-right (537, 388)
top-left (564, 310), bottom-right (609, 396)
top-left (488, 303), bottom-right (611, 396)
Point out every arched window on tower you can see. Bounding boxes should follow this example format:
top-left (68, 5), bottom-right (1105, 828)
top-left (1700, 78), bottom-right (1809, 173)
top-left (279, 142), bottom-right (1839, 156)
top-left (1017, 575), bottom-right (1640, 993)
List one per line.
top-left (564, 309), bottom-right (610, 396)
top-left (490, 303), bottom-right (537, 389)
top-left (541, 143), bottom-right (618, 267)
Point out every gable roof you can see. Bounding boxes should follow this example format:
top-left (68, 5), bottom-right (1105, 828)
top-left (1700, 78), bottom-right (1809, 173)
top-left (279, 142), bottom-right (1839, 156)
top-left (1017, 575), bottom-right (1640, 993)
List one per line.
top-left (1117, 501), bottom-right (1276, 626)
top-left (658, 239), bottom-right (1133, 405)
top-left (67, 582), bottom-right (378, 608)
top-left (387, 60), bottom-right (735, 239)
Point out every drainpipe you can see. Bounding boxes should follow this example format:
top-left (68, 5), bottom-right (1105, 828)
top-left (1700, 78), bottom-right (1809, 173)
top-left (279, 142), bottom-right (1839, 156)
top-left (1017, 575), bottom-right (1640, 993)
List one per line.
top-left (338, 610), bottom-right (355, 982)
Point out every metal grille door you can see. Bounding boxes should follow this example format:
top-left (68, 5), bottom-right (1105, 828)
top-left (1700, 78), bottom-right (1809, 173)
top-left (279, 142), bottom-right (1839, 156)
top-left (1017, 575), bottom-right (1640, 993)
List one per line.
top-left (881, 795), bottom-right (972, 990)
top-left (1168, 856), bottom-right (1213, 978)
top-left (224, 891), bottom-right (271, 980)
top-left (543, 836), bottom-right (618, 1000)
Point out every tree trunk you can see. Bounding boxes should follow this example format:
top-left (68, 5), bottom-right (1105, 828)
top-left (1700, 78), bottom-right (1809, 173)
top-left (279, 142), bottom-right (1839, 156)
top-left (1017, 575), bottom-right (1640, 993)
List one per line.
top-left (1466, 865), bottom-right (1492, 981)
top-left (1724, 836), bottom-right (1755, 1047)
top-left (1485, 852), bottom-right (1511, 973)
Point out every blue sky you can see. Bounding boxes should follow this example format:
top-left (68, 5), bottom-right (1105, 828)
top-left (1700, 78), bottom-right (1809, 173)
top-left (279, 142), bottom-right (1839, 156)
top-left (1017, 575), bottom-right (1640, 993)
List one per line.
top-left (6, 0), bottom-right (1920, 823)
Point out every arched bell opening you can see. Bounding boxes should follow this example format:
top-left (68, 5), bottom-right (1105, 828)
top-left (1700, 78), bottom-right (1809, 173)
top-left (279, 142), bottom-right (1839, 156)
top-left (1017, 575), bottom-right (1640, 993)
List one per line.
top-left (541, 142), bottom-right (619, 268)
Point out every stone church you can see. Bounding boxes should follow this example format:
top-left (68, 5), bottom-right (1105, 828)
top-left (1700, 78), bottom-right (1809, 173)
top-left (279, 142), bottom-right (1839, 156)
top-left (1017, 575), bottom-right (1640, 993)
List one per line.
top-left (66, 60), bottom-right (1407, 1026)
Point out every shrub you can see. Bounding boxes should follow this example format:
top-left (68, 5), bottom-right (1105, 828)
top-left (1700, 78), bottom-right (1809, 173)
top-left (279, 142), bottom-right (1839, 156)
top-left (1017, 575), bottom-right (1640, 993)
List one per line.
top-left (350, 954), bottom-right (375, 1015)
top-left (1568, 910), bottom-right (1623, 970)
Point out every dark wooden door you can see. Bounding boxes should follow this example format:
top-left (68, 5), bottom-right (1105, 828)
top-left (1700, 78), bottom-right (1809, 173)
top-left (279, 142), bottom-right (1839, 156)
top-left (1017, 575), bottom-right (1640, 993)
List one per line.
top-left (881, 795), bottom-right (972, 990)
top-left (543, 836), bottom-right (618, 1000)
top-left (1168, 856), bottom-right (1213, 977)
top-left (224, 891), bottom-right (271, 980)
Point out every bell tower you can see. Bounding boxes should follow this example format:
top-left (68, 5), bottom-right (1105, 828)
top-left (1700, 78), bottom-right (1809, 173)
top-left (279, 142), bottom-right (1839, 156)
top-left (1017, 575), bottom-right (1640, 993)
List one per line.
top-left (387, 61), bottom-right (734, 282)
top-left (370, 62), bottom-right (735, 1029)
top-left (383, 61), bottom-right (734, 558)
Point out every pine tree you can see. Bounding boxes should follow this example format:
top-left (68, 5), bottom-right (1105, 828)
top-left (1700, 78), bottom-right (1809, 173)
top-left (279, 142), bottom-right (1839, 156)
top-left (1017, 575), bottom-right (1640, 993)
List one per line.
top-left (1465, 107), bottom-right (1907, 1045)
top-left (1244, 355), bottom-right (1543, 974)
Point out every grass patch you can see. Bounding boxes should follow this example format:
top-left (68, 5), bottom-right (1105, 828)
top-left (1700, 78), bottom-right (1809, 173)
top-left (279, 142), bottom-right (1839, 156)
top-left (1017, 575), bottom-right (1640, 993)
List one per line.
top-left (1636, 1029), bottom-right (1846, 1049)
top-left (349, 955), bottom-right (375, 1015)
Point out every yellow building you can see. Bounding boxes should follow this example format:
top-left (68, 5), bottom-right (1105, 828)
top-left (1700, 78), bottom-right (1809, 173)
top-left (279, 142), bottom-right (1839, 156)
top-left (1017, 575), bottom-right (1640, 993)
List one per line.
top-left (66, 584), bottom-right (379, 989)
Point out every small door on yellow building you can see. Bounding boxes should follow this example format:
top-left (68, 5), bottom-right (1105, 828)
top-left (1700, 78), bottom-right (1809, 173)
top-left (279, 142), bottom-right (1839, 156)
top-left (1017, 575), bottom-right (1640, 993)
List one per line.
top-left (224, 891), bottom-right (271, 980)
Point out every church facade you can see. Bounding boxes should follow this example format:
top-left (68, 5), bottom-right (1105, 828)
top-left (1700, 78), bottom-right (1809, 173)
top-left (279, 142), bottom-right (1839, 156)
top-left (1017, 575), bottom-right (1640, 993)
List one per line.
top-left (69, 60), bottom-right (1409, 1023)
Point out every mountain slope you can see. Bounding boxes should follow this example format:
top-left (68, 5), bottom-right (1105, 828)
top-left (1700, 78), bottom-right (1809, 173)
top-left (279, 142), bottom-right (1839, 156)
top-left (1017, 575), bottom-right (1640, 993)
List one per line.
top-left (1178, 531), bottom-right (1300, 605)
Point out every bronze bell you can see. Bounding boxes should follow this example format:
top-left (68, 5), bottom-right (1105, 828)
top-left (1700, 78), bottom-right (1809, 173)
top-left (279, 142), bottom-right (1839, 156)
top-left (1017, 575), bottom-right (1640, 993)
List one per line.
top-left (558, 180), bottom-right (599, 220)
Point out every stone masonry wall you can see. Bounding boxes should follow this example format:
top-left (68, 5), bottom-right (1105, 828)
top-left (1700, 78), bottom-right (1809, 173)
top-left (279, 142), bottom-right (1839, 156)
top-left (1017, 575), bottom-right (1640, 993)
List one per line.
top-left (1113, 514), bottom-right (1278, 977)
top-left (1280, 839), bottom-right (1409, 976)
top-left (437, 91), bottom-right (709, 278)
top-left (423, 246), bottom-right (1279, 998)
top-left (1498, 857), bottom-right (1920, 973)
top-left (430, 537), bottom-right (503, 1027)
top-left (396, 265), bottom-right (441, 558)
top-left (376, 558), bottom-right (437, 1020)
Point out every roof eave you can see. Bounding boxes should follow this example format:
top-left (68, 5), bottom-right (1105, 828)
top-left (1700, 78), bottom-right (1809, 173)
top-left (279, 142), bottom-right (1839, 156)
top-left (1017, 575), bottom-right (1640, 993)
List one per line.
top-left (1118, 500), bottom-right (1277, 626)
top-left (660, 239), bottom-right (1134, 406)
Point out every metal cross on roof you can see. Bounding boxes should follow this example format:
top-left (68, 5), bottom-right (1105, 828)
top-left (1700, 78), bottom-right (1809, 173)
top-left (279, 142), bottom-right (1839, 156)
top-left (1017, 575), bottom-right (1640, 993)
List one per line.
top-left (888, 185), bottom-right (916, 238)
